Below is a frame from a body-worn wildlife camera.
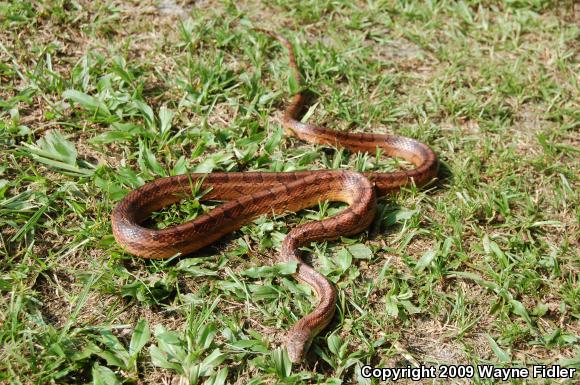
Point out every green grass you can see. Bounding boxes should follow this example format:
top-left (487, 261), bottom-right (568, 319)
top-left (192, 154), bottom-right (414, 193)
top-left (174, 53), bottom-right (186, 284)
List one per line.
top-left (1, 0), bottom-right (578, 384)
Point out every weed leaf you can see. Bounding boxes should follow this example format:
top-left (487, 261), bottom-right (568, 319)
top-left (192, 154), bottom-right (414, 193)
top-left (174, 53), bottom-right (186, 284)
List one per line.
top-left (22, 130), bottom-right (95, 176)
top-left (129, 318), bottom-right (150, 357)
top-left (92, 364), bottom-right (121, 385)
top-left (64, 89), bottom-right (111, 118)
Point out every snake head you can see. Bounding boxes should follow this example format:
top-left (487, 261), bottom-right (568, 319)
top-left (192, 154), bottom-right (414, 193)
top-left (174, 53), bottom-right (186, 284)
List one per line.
top-left (286, 329), bottom-right (312, 363)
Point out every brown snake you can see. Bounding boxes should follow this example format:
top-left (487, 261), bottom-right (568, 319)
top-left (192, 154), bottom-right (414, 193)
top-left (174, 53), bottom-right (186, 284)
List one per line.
top-left (111, 31), bottom-right (438, 363)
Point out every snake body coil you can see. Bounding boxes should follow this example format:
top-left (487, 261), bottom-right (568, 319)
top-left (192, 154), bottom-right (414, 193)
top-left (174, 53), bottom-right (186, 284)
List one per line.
top-left (111, 31), bottom-right (438, 363)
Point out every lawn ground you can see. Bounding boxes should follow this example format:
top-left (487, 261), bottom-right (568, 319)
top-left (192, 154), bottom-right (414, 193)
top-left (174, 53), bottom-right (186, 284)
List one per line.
top-left (0, 1), bottom-right (578, 384)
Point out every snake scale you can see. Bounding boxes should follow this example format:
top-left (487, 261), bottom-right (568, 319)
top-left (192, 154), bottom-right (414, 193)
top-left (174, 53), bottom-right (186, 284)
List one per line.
top-left (111, 30), bottom-right (438, 363)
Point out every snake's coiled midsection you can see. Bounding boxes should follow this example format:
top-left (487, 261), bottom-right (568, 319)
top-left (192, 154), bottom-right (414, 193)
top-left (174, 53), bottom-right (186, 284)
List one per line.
top-left (111, 30), bottom-right (438, 363)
